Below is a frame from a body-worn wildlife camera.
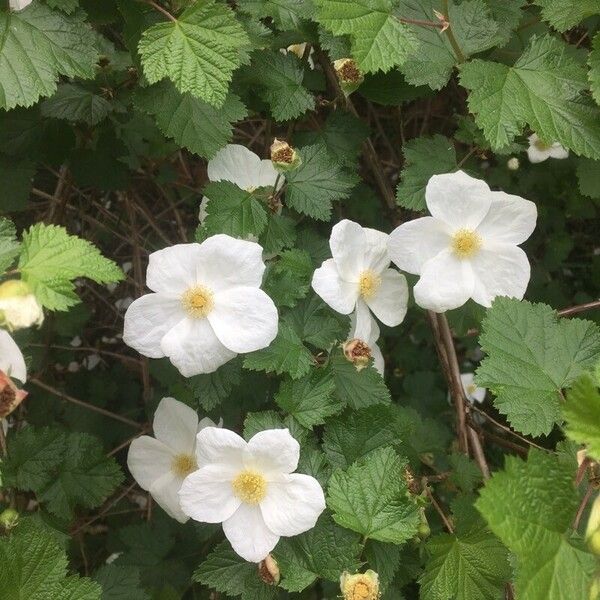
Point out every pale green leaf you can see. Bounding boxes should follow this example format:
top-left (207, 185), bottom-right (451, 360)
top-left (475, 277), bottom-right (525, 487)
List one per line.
top-left (533, 0), bottom-right (600, 32)
top-left (0, 218), bottom-right (21, 273)
top-left (589, 32), bottom-right (600, 106)
top-left (563, 373), bottom-right (600, 461)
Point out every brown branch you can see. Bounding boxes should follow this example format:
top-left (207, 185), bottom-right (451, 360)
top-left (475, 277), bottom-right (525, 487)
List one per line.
top-left (398, 16), bottom-right (444, 29)
top-left (558, 299), bottom-right (600, 317)
top-left (425, 486), bottom-right (454, 533)
top-left (142, 0), bottom-right (176, 22)
top-left (573, 485), bottom-right (594, 531)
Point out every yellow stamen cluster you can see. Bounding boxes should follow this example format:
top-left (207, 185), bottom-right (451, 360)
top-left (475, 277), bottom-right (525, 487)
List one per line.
top-left (358, 271), bottom-right (381, 299)
top-left (534, 138), bottom-right (552, 151)
top-left (451, 229), bottom-right (482, 258)
top-left (172, 453), bottom-right (197, 478)
top-left (232, 470), bottom-right (267, 504)
top-left (466, 383), bottom-right (478, 396)
top-left (181, 286), bottom-right (214, 318)
top-left (340, 571), bottom-right (380, 600)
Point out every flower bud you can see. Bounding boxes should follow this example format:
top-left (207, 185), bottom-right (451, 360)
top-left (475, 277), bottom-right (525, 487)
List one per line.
top-left (258, 554), bottom-right (280, 585)
top-left (586, 494), bottom-right (600, 555)
top-left (0, 280), bottom-right (44, 331)
top-left (590, 577), bottom-right (600, 600)
top-left (507, 157), bottom-right (520, 171)
top-left (340, 570), bottom-right (380, 600)
top-left (342, 338), bottom-right (372, 371)
top-left (0, 370), bottom-right (28, 419)
top-left (0, 508), bottom-right (19, 530)
top-left (333, 58), bottom-right (364, 96)
top-left (270, 139), bottom-right (301, 172)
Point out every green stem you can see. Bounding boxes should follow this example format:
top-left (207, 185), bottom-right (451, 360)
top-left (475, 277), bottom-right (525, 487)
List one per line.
top-left (441, 0), bottom-right (466, 64)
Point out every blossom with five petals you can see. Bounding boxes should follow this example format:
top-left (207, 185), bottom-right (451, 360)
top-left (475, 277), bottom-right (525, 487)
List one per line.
top-left (527, 133), bottom-right (569, 164)
top-left (127, 397), bottom-right (221, 523)
top-left (388, 170), bottom-right (537, 313)
top-left (123, 235), bottom-right (278, 377)
top-left (179, 427), bottom-right (325, 562)
top-left (460, 373), bottom-right (486, 404)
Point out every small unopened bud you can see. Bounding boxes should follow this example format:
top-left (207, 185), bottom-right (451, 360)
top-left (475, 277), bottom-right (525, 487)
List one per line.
top-left (416, 507), bottom-right (430, 539)
top-left (507, 157), bottom-right (520, 171)
top-left (0, 508), bottom-right (19, 530)
top-left (343, 338), bottom-right (372, 371)
top-left (270, 139), bottom-right (301, 172)
top-left (340, 570), bottom-right (380, 600)
top-left (0, 280), bottom-right (43, 331)
top-left (333, 58), bottom-right (364, 95)
top-left (0, 370), bottom-right (27, 419)
top-left (586, 494), bottom-right (600, 555)
top-left (591, 577), bottom-right (600, 600)
top-left (258, 554), bottom-right (280, 586)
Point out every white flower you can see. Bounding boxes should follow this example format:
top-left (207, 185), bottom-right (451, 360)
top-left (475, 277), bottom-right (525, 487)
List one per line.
top-left (0, 329), bottom-right (26, 383)
top-left (127, 397), bottom-right (221, 523)
top-left (281, 43), bottom-right (315, 68)
top-left (123, 235), bottom-right (278, 377)
top-left (199, 145), bottom-right (282, 223)
top-left (0, 280), bottom-right (43, 330)
top-left (347, 302), bottom-right (384, 375)
top-left (179, 427), bottom-right (326, 562)
top-left (460, 373), bottom-right (486, 404)
top-left (527, 134), bottom-right (569, 163)
top-left (312, 220), bottom-right (408, 329)
top-left (507, 157), bottom-right (520, 171)
top-left (388, 171), bottom-right (537, 313)
top-left (9, 0), bottom-right (33, 11)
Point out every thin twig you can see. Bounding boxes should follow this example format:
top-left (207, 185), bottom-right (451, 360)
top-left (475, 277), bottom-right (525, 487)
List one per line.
top-left (558, 299), bottom-right (600, 317)
top-left (573, 486), bottom-right (594, 531)
top-left (425, 486), bottom-right (454, 533)
top-left (142, 0), bottom-right (176, 22)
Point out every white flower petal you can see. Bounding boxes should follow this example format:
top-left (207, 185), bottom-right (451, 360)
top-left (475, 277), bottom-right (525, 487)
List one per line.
top-left (146, 244), bottom-right (205, 295)
top-left (208, 144), bottom-right (263, 191)
top-left (256, 159), bottom-right (281, 189)
top-left (527, 146), bottom-right (549, 163)
top-left (372, 343), bottom-right (385, 376)
top-left (149, 470), bottom-right (188, 523)
top-left (363, 228), bottom-right (390, 274)
top-left (388, 217), bottom-right (451, 275)
top-left (127, 435), bottom-right (174, 490)
top-left (160, 317), bottom-right (237, 377)
top-left (350, 299), bottom-right (380, 345)
top-left (413, 250), bottom-right (475, 312)
top-left (0, 329), bottom-right (27, 383)
top-left (329, 220), bottom-right (365, 280)
top-left (260, 473), bottom-right (325, 536)
top-left (123, 294), bottom-right (186, 359)
top-left (196, 235), bottom-right (267, 291)
top-left (153, 397), bottom-right (198, 454)
top-left (178, 465), bottom-right (240, 523)
top-left (364, 269), bottom-right (408, 327)
top-left (208, 287), bottom-right (278, 354)
top-left (470, 244), bottom-right (530, 307)
top-left (245, 429), bottom-right (300, 475)
top-left (312, 259), bottom-right (359, 314)
top-left (460, 373), bottom-right (486, 404)
top-left (476, 192), bottom-right (537, 245)
top-left (223, 503), bottom-right (280, 563)
top-left (426, 171), bottom-right (492, 229)
top-left (195, 427), bottom-right (247, 470)
top-left (548, 143), bottom-right (569, 160)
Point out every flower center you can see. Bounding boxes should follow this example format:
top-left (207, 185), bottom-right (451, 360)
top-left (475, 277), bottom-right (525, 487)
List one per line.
top-left (171, 453), bottom-right (197, 478)
top-left (181, 286), bottom-right (214, 318)
top-left (358, 270), bottom-right (381, 299)
top-left (232, 470), bottom-right (267, 504)
top-left (534, 138), bottom-right (552, 151)
top-left (466, 383), bottom-right (478, 396)
top-left (451, 229), bottom-right (482, 259)
top-left (344, 580), bottom-right (376, 600)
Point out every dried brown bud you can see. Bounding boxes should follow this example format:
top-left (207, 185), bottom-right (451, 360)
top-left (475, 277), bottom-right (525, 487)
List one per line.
top-left (333, 59), bottom-right (364, 95)
top-left (258, 554), bottom-right (280, 586)
top-left (270, 138), bottom-right (301, 171)
top-left (0, 370), bottom-right (27, 419)
top-left (342, 338), bottom-right (372, 371)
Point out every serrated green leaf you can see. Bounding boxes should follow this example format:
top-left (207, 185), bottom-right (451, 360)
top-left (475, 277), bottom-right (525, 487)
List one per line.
top-left (260, 213), bottom-right (297, 255)
top-left (576, 158), bottom-right (600, 199)
top-left (459, 35), bottom-right (600, 159)
top-left (135, 82), bottom-right (247, 159)
top-left (563, 373), bottom-right (600, 461)
top-left (328, 446), bottom-right (420, 543)
top-left (138, 0), bottom-right (250, 108)
top-left (0, 4), bottom-right (99, 110)
top-left (240, 0), bottom-right (315, 30)
top-left (244, 322), bottom-right (314, 379)
top-left (0, 218), bottom-right (21, 273)
top-left (47, 0), bottom-right (80, 13)
top-left (589, 32), bottom-right (600, 106)
top-left (284, 144), bottom-right (357, 220)
top-left (419, 528), bottom-right (510, 600)
top-left (476, 450), bottom-right (596, 600)
top-left (316, 0), bottom-right (419, 73)
top-left (533, 0), bottom-right (600, 32)
top-left (476, 298), bottom-right (600, 436)
top-left (275, 369), bottom-right (342, 428)
top-left (94, 565), bottom-right (148, 600)
top-left (274, 514), bottom-right (363, 592)
top-left (395, 135), bottom-right (456, 211)
top-left (263, 248), bottom-right (313, 308)
top-left (448, 453), bottom-right (482, 494)
top-left (243, 410), bottom-right (310, 444)
top-left (41, 84), bottom-right (112, 126)
top-left (188, 358), bottom-right (243, 412)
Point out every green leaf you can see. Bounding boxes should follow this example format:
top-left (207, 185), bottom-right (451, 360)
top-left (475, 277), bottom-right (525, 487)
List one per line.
top-left (589, 32), bottom-right (600, 106)
top-left (244, 322), bottom-right (314, 379)
top-left (201, 181), bottom-right (269, 239)
top-left (284, 144), bottom-right (357, 220)
top-left (395, 135), bottom-right (457, 211)
top-left (0, 156), bottom-right (36, 212)
top-left (0, 218), bottom-right (21, 273)
top-left (576, 158), bottom-right (600, 199)
top-left (0, 518), bottom-right (101, 600)
top-left (260, 213), bottom-right (297, 255)
top-left (263, 249), bottom-right (313, 308)
top-left (327, 446), bottom-right (420, 543)
top-left (19, 223), bottom-right (124, 311)
top-left (399, 0), bottom-right (499, 90)
top-left (138, 0), bottom-right (250, 108)
top-left (135, 82), bottom-right (247, 159)
top-left (476, 450), bottom-right (596, 600)
top-left (46, 0), bottom-right (80, 13)
top-left (188, 358), bottom-right (243, 412)
top-left (240, 0), bottom-right (315, 30)
top-left (476, 298), bottom-right (600, 436)
top-left (275, 369), bottom-right (342, 428)
top-left (420, 528), bottom-right (510, 600)
top-left (448, 453), bottom-right (483, 494)
top-left (41, 84), bottom-right (112, 126)
top-left (563, 373), bottom-right (600, 461)
top-left (0, 4), bottom-right (99, 110)
top-left (274, 514), bottom-right (363, 592)
top-left (533, 0), bottom-right (600, 32)
top-left (93, 565), bottom-right (148, 600)
top-left (459, 35), bottom-right (600, 159)
top-left (250, 51), bottom-right (315, 121)
top-left (316, 0), bottom-right (419, 73)
top-left (3, 427), bottom-right (123, 519)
